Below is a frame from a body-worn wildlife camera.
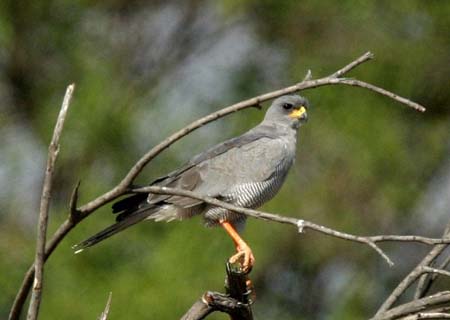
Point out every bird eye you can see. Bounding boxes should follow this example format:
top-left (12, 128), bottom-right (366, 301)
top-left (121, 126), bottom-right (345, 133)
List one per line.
top-left (282, 103), bottom-right (293, 110)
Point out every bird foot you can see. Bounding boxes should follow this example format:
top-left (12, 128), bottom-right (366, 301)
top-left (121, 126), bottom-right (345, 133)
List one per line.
top-left (229, 243), bottom-right (255, 272)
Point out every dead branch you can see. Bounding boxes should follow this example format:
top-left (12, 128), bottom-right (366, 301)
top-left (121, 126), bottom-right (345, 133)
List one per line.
top-left (371, 291), bottom-right (450, 320)
top-left (374, 224), bottom-right (450, 317)
top-left (420, 266), bottom-right (450, 278)
top-left (26, 84), bottom-right (75, 320)
top-left (415, 255), bottom-right (450, 299)
top-left (9, 51), bottom-right (427, 320)
top-left (400, 312), bottom-right (450, 320)
top-left (330, 51), bottom-right (374, 78)
top-left (131, 186), bottom-right (450, 267)
top-left (181, 262), bottom-right (253, 320)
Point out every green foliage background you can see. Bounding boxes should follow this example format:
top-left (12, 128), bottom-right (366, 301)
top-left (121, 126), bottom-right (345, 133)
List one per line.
top-left (1, 1), bottom-right (449, 319)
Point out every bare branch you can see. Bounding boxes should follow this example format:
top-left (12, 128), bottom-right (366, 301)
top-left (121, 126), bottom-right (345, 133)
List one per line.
top-left (9, 52), bottom-right (427, 320)
top-left (400, 313), bottom-right (450, 320)
top-left (180, 296), bottom-right (214, 320)
top-left (26, 84), bottom-right (75, 320)
top-left (181, 262), bottom-right (253, 320)
top-left (330, 51), bottom-right (374, 78)
top-left (423, 307), bottom-right (450, 314)
top-left (302, 69), bottom-right (312, 81)
top-left (181, 292), bottom-right (250, 320)
top-left (416, 255), bottom-right (450, 299)
top-left (374, 224), bottom-right (450, 316)
top-left (9, 219), bottom-right (79, 320)
top-left (202, 292), bottom-right (252, 320)
top-left (420, 266), bottom-right (450, 278)
top-left (371, 291), bottom-right (450, 320)
top-left (132, 186), bottom-right (450, 267)
top-left (98, 292), bottom-right (112, 320)
top-left (335, 79), bottom-right (426, 112)
top-left (69, 181), bottom-right (81, 221)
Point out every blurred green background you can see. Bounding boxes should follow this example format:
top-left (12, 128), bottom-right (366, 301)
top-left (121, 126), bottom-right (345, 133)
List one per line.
top-left (1, 1), bottom-right (449, 319)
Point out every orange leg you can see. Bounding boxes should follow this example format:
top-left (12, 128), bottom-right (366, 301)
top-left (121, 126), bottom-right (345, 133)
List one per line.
top-left (220, 220), bottom-right (255, 271)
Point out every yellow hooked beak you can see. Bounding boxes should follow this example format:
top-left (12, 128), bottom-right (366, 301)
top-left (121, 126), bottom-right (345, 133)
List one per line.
top-left (289, 106), bottom-right (307, 120)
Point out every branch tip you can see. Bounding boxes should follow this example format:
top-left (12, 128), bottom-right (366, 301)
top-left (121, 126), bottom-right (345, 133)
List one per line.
top-left (69, 181), bottom-right (81, 220)
top-left (330, 51), bottom-right (375, 78)
top-left (302, 69), bottom-right (312, 81)
top-left (98, 292), bottom-right (112, 320)
top-left (365, 51), bottom-right (375, 59)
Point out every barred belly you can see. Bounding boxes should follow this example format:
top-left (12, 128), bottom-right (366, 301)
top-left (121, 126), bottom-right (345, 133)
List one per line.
top-left (203, 162), bottom-right (290, 227)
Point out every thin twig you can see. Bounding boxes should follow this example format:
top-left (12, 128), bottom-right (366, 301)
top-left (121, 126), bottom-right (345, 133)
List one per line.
top-left (98, 292), bottom-right (112, 320)
top-left (420, 266), bottom-right (450, 278)
top-left (415, 254), bottom-right (450, 299)
top-left (336, 79), bottom-right (426, 112)
top-left (371, 291), bottom-right (450, 320)
top-left (26, 84), bottom-right (75, 320)
top-left (69, 181), bottom-right (81, 221)
top-left (330, 51), bottom-right (374, 78)
top-left (302, 69), bottom-right (312, 81)
top-left (9, 52), bottom-right (427, 320)
top-left (132, 186), bottom-right (450, 267)
top-left (374, 224), bottom-right (450, 317)
top-left (400, 313), bottom-right (450, 320)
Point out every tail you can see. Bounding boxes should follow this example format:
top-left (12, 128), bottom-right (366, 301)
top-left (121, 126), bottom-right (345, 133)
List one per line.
top-left (72, 206), bottom-right (157, 253)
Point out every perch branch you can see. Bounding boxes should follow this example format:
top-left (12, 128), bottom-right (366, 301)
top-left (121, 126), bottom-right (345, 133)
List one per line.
top-left (180, 296), bottom-right (214, 320)
top-left (9, 51), bottom-right (426, 320)
top-left (26, 84), bottom-right (75, 320)
top-left (181, 262), bottom-right (253, 320)
top-left (132, 186), bottom-right (450, 267)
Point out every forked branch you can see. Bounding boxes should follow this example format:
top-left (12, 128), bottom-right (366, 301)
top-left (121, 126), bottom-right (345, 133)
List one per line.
top-left (181, 262), bottom-right (253, 320)
top-left (373, 223), bottom-right (450, 319)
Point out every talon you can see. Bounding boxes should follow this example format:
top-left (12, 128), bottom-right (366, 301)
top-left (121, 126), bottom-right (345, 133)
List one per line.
top-left (229, 242), bottom-right (254, 272)
top-left (239, 244), bottom-right (255, 271)
top-left (229, 251), bottom-right (245, 264)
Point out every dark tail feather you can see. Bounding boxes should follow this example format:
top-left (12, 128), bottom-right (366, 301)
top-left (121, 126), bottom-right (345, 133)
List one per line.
top-left (112, 193), bottom-right (148, 213)
top-left (72, 206), bottom-right (157, 253)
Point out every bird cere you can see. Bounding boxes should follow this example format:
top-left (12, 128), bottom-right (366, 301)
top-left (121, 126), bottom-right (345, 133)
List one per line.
top-left (74, 95), bottom-right (309, 271)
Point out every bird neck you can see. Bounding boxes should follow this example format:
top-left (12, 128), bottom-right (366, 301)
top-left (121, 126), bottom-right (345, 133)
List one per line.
top-left (260, 119), bottom-right (299, 136)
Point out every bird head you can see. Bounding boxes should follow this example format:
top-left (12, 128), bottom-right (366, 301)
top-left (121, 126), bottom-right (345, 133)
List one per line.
top-left (264, 95), bottom-right (309, 129)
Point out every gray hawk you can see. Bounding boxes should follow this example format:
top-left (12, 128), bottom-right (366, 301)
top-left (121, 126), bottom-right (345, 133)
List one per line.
top-left (74, 95), bottom-right (309, 270)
